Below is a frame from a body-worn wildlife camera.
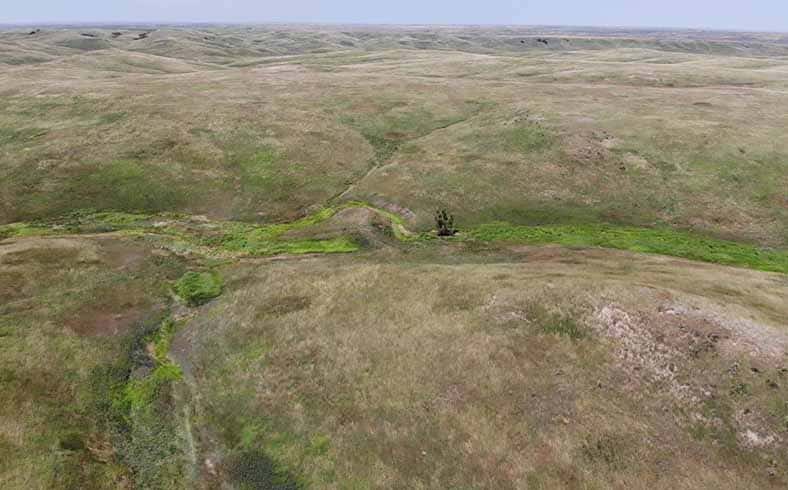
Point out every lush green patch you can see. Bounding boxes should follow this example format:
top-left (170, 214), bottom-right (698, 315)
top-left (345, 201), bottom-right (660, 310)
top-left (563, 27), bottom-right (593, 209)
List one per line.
top-left (120, 363), bottom-right (183, 413)
top-left (0, 210), bottom-right (154, 238)
top-left (5, 202), bottom-right (786, 273)
top-left (0, 222), bottom-right (53, 239)
top-left (105, 317), bottom-right (188, 488)
top-left (212, 200), bottom-right (426, 252)
top-left (152, 317), bottom-right (179, 362)
top-left (469, 222), bottom-right (788, 273)
top-left (77, 315), bottom-right (192, 488)
top-left (174, 271), bottom-right (224, 306)
top-left (226, 236), bottom-right (359, 256)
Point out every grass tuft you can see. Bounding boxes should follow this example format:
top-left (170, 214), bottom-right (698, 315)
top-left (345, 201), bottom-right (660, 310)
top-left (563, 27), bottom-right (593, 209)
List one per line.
top-left (527, 304), bottom-right (586, 340)
top-left (503, 124), bottom-right (553, 153)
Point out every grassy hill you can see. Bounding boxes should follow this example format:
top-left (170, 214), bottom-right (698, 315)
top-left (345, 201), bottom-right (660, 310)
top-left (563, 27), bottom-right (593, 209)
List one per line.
top-left (1, 25), bottom-right (787, 489)
top-left (1, 26), bottom-right (786, 245)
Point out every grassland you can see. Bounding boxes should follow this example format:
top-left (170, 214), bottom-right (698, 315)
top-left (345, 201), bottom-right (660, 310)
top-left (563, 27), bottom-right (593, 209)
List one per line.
top-left (1, 26), bottom-right (787, 245)
top-left (1, 24), bottom-right (788, 490)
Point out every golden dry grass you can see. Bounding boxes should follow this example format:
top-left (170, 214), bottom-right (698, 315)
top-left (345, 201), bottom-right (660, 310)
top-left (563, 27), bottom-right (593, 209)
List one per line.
top-left (174, 245), bottom-right (788, 489)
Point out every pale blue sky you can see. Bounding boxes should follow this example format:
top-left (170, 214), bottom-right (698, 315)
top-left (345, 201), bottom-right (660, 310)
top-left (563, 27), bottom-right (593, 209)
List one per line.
top-left (2, 0), bottom-right (786, 31)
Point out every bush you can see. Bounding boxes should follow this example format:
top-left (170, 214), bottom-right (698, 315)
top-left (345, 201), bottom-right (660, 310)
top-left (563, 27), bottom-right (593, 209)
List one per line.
top-left (174, 271), bottom-right (223, 306)
top-left (435, 209), bottom-right (457, 237)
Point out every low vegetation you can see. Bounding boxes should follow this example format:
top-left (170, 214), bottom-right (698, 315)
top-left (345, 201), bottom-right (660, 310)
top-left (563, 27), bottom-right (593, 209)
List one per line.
top-left (469, 222), bottom-right (788, 273)
top-left (3, 203), bottom-right (785, 273)
top-left (174, 271), bottom-right (223, 306)
top-left (2, 24), bottom-right (788, 490)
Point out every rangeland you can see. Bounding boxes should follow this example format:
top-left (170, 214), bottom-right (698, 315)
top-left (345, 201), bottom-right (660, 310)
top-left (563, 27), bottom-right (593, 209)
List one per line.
top-left (1, 25), bottom-right (787, 489)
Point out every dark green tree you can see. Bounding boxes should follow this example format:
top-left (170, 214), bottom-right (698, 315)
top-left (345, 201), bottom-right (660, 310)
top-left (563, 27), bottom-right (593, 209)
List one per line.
top-left (435, 209), bottom-right (457, 237)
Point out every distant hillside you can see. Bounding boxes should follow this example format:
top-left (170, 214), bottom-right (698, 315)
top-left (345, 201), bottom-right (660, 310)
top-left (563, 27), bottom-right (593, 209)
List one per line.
top-left (2, 25), bottom-right (788, 67)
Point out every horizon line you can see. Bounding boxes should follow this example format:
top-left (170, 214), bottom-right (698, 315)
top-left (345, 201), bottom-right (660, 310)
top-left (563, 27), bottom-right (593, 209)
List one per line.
top-left (0, 20), bottom-right (786, 35)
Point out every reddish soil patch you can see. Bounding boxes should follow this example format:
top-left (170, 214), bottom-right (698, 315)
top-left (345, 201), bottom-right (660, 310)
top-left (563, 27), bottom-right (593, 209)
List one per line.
top-left (63, 277), bottom-right (163, 337)
top-left (97, 238), bottom-right (149, 270)
top-left (65, 304), bottom-right (158, 337)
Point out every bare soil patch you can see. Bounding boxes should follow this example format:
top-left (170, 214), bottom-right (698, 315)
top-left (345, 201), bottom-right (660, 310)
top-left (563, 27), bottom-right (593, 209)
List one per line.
top-left (65, 307), bottom-right (150, 337)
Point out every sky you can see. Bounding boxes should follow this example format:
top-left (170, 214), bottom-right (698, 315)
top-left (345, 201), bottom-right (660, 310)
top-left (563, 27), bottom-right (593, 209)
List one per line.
top-left (1, 0), bottom-right (787, 32)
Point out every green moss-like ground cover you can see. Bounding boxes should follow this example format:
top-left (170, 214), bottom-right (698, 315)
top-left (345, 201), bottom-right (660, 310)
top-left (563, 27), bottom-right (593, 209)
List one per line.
top-left (173, 271), bottom-right (224, 306)
top-left (468, 222), bottom-right (788, 274)
top-left (3, 203), bottom-right (786, 273)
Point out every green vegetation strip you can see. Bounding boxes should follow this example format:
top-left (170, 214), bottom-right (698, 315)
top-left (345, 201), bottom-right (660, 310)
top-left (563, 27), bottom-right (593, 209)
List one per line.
top-left (468, 222), bottom-right (788, 274)
top-left (113, 317), bottom-right (184, 418)
top-left (1, 204), bottom-right (786, 273)
top-left (89, 315), bottom-right (189, 487)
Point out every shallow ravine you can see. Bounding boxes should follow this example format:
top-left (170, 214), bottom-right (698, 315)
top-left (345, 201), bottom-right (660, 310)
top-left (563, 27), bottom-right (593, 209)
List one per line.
top-left (1, 200), bottom-right (786, 274)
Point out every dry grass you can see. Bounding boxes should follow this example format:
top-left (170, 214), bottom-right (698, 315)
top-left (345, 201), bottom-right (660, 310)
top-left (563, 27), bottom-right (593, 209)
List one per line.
top-left (172, 247), bottom-right (788, 489)
top-left (1, 27), bottom-right (786, 245)
top-left (1, 25), bottom-right (787, 489)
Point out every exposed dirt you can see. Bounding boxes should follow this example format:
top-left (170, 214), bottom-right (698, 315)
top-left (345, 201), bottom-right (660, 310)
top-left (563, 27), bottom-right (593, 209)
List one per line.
top-left (0, 237), bottom-right (101, 266)
top-left (0, 236), bottom-right (167, 337)
top-left (592, 285), bottom-right (788, 460)
top-left (65, 307), bottom-right (151, 337)
top-left (96, 238), bottom-right (150, 270)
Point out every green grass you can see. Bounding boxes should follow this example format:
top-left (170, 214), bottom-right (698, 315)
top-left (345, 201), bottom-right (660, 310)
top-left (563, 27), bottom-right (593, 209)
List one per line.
top-left (152, 317), bottom-right (179, 362)
top-left (527, 304), bottom-right (586, 340)
top-left (0, 222), bottom-right (53, 239)
top-left (0, 241), bottom-right (189, 489)
top-left (220, 234), bottom-right (359, 256)
top-left (208, 200), bottom-right (421, 254)
top-left (173, 271), bottom-right (224, 306)
top-left (103, 316), bottom-right (189, 488)
top-left (209, 204), bottom-right (361, 255)
top-left (339, 104), bottom-right (475, 163)
top-left (78, 160), bottom-right (184, 212)
top-left (468, 222), bottom-right (788, 273)
top-left (503, 124), bottom-right (553, 153)
top-left (233, 146), bottom-right (291, 193)
top-left (120, 362), bottom-right (184, 413)
top-left (96, 112), bottom-right (127, 125)
top-left (0, 126), bottom-right (47, 146)
top-left (4, 202), bottom-right (786, 273)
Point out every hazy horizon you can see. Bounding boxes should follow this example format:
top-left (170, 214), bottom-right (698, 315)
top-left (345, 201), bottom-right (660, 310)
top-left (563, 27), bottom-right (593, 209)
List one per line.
top-left (2, 1), bottom-right (787, 33)
top-left (1, 21), bottom-right (787, 34)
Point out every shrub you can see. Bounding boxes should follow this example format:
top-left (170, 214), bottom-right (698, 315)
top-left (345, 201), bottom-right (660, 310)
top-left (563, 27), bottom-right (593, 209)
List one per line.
top-left (174, 271), bottom-right (223, 306)
top-left (435, 209), bottom-right (457, 237)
